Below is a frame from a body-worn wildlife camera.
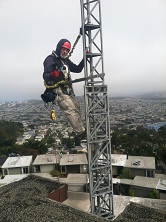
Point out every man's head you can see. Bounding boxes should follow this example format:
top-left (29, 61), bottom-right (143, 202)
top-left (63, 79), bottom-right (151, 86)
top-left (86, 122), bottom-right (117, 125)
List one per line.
top-left (55, 39), bottom-right (71, 59)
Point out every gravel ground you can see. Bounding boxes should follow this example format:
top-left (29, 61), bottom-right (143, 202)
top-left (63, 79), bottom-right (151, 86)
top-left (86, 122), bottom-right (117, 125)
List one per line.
top-left (0, 174), bottom-right (166, 222)
top-left (0, 175), bottom-right (109, 222)
top-left (115, 202), bottom-right (166, 222)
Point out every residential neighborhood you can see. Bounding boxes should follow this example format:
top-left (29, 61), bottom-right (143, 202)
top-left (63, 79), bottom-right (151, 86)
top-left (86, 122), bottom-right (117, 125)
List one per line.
top-left (0, 152), bottom-right (166, 200)
top-left (0, 94), bottom-right (166, 220)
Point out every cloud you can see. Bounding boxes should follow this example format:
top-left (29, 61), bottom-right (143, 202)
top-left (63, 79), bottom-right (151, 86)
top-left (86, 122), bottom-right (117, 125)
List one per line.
top-left (0, 0), bottom-right (166, 101)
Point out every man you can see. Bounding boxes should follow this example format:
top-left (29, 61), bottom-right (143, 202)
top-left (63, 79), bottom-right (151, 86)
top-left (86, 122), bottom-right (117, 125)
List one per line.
top-left (42, 38), bottom-right (86, 139)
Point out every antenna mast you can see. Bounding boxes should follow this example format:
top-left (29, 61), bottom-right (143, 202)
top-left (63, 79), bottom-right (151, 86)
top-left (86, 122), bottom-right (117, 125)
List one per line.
top-left (80, 0), bottom-right (114, 218)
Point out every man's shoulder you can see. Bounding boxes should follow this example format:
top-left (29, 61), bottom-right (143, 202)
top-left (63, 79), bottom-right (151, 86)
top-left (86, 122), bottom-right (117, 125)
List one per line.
top-left (44, 54), bottom-right (60, 63)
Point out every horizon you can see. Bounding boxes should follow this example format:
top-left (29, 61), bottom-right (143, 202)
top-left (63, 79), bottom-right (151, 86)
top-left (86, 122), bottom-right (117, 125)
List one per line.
top-left (0, 90), bottom-right (166, 103)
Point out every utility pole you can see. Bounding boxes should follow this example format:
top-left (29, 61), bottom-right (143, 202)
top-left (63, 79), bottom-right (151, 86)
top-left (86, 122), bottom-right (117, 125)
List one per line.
top-left (80, 0), bottom-right (114, 219)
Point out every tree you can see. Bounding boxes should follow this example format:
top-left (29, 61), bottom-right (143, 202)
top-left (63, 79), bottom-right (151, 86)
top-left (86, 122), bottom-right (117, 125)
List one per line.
top-left (156, 126), bottom-right (166, 148)
top-left (74, 136), bottom-right (81, 146)
top-left (0, 120), bottom-right (23, 147)
top-left (148, 189), bottom-right (159, 199)
top-left (129, 189), bottom-right (134, 196)
top-left (46, 135), bottom-right (55, 146)
top-left (19, 148), bottom-right (38, 159)
top-left (22, 138), bottom-right (47, 154)
top-left (120, 169), bottom-right (133, 179)
top-left (158, 147), bottom-right (166, 164)
top-left (111, 126), bottom-right (165, 164)
top-left (61, 138), bottom-right (75, 148)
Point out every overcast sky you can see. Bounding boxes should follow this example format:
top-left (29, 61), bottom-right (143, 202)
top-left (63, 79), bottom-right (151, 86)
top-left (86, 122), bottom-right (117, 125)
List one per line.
top-left (0, 0), bottom-right (166, 102)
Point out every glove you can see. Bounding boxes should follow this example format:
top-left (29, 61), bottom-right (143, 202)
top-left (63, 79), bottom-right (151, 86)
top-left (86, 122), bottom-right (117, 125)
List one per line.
top-left (50, 69), bottom-right (65, 83)
top-left (86, 48), bottom-right (90, 53)
top-left (50, 69), bottom-right (60, 78)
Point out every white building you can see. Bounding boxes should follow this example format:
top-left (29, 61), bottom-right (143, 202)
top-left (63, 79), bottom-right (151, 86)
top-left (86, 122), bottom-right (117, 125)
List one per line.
top-left (1, 155), bottom-right (33, 176)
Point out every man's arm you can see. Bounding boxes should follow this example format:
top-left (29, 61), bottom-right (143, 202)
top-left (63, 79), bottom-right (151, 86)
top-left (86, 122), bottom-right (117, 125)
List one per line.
top-left (68, 59), bottom-right (84, 73)
top-left (43, 56), bottom-right (55, 81)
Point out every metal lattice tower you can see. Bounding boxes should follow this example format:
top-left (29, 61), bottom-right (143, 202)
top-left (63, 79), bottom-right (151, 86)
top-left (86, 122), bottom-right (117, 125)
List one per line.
top-left (80, 0), bottom-right (114, 219)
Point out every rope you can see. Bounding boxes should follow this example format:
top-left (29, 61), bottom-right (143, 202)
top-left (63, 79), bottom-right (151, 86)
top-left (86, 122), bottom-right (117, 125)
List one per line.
top-left (68, 32), bottom-right (82, 58)
top-left (44, 80), bottom-right (67, 89)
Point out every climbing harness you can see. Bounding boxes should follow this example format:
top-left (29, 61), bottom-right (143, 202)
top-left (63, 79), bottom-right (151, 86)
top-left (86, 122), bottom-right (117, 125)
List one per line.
top-left (44, 80), bottom-right (67, 89)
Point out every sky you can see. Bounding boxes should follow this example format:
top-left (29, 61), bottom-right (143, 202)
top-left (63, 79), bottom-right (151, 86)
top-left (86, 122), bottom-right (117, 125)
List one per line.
top-left (0, 0), bottom-right (166, 101)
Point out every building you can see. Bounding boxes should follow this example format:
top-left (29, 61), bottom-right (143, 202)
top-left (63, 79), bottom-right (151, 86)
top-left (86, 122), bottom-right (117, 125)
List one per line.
top-left (60, 173), bottom-right (88, 192)
top-left (1, 155), bottom-right (33, 176)
top-left (112, 176), bottom-right (166, 200)
top-left (111, 154), bottom-right (127, 176)
top-left (130, 176), bottom-right (166, 199)
top-left (124, 155), bottom-right (155, 178)
top-left (145, 122), bottom-right (166, 131)
top-left (0, 156), bottom-right (8, 176)
top-left (60, 154), bottom-right (88, 174)
top-left (0, 174), bottom-right (28, 187)
top-left (111, 154), bottom-right (155, 178)
top-left (32, 154), bottom-right (60, 173)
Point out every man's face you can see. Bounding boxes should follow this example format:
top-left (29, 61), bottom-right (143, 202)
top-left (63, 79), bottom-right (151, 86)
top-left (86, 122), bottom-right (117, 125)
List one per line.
top-left (60, 47), bottom-right (69, 59)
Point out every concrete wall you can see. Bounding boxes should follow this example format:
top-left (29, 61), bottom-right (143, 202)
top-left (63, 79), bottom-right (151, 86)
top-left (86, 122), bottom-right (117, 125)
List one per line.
top-left (124, 168), bottom-right (155, 178)
top-left (131, 185), bottom-right (159, 198)
top-left (68, 184), bottom-right (85, 192)
top-left (124, 168), bottom-right (146, 178)
top-left (8, 168), bottom-right (22, 175)
top-left (40, 164), bottom-right (55, 173)
top-left (80, 165), bottom-right (88, 174)
top-left (112, 166), bottom-right (118, 176)
top-left (159, 191), bottom-right (166, 200)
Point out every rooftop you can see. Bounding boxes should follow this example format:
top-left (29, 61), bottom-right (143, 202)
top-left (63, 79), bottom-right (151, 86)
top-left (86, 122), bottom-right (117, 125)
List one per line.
top-left (60, 154), bottom-right (88, 166)
top-left (0, 174), bottom-right (28, 186)
top-left (124, 156), bottom-right (155, 169)
top-left (131, 176), bottom-right (159, 189)
top-left (32, 154), bottom-right (60, 165)
top-left (157, 179), bottom-right (166, 191)
top-left (1, 155), bottom-right (33, 169)
top-left (111, 154), bottom-right (127, 166)
top-left (0, 174), bottom-right (166, 221)
top-left (146, 122), bottom-right (166, 128)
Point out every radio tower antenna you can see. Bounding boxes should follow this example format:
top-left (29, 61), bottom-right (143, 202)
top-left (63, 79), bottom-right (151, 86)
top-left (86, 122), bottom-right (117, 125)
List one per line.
top-left (80, 0), bottom-right (114, 218)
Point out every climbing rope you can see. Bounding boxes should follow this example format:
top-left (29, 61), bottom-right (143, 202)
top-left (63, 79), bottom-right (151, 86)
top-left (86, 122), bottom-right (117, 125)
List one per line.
top-left (68, 31), bottom-right (82, 58)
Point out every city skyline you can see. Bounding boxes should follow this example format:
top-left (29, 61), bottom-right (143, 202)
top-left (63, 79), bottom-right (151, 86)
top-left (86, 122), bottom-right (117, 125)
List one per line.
top-left (0, 0), bottom-right (166, 102)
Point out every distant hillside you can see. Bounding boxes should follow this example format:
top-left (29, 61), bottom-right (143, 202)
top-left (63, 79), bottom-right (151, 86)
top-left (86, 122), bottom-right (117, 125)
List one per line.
top-left (1, 91), bottom-right (165, 104)
top-left (110, 91), bottom-right (166, 100)
top-left (138, 91), bottom-right (166, 100)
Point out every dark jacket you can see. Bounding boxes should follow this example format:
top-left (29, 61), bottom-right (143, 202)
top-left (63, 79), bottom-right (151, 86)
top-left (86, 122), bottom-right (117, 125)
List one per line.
top-left (43, 39), bottom-right (84, 83)
top-left (43, 55), bottom-right (84, 82)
